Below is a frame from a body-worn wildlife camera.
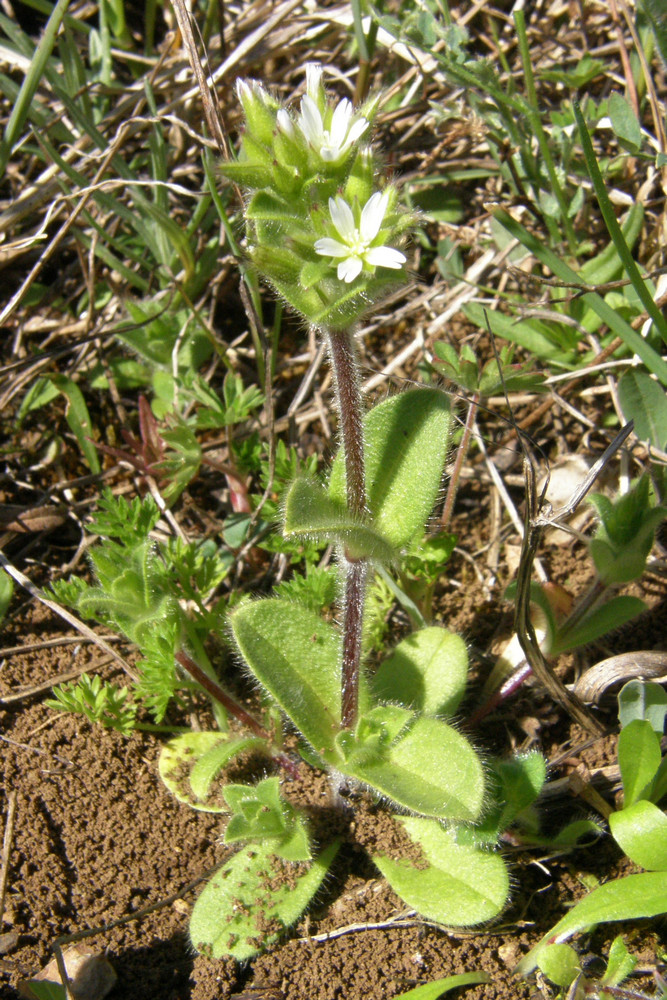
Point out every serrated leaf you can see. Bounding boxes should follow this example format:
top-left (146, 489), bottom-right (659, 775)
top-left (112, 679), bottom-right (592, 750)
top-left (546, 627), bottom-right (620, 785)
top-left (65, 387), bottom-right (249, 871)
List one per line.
top-left (329, 389), bottom-right (453, 550)
top-left (189, 840), bottom-right (339, 960)
top-left (515, 872), bottom-right (667, 976)
top-left (284, 476), bottom-right (396, 563)
top-left (609, 800), bottom-right (667, 870)
top-left (344, 714), bottom-right (485, 821)
top-left (231, 599), bottom-right (341, 753)
top-left (158, 733), bottom-right (267, 812)
top-left (374, 817), bottom-right (509, 926)
top-left (371, 627), bottom-right (468, 717)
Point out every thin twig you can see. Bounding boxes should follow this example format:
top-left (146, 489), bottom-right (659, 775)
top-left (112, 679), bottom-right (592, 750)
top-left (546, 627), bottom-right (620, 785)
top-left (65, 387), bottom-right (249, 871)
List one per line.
top-left (0, 792), bottom-right (17, 932)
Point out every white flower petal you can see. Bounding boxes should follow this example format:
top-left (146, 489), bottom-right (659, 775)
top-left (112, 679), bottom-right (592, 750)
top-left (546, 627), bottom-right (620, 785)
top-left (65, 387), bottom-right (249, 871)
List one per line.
top-left (360, 190), bottom-right (388, 243)
top-left (347, 117), bottom-right (369, 146)
top-left (329, 196), bottom-right (356, 241)
top-left (299, 95), bottom-right (324, 145)
top-left (314, 237), bottom-right (351, 258)
top-left (338, 257), bottom-right (363, 282)
top-left (364, 245), bottom-right (406, 269)
top-left (305, 63), bottom-right (323, 101)
top-left (329, 99), bottom-right (353, 146)
top-left (276, 109), bottom-right (294, 136)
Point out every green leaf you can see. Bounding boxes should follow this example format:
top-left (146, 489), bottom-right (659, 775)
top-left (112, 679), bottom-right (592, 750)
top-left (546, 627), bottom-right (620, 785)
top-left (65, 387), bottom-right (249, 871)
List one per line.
top-left (284, 476), bottom-right (397, 563)
top-left (158, 733), bottom-right (268, 812)
top-left (329, 389), bottom-right (453, 550)
top-left (515, 872), bottom-right (667, 976)
top-left (393, 972), bottom-right (491, 999)
top-left (552, 595), bottom-right (646, 653)
top-left (619, 680), bottom-right (667, 735)
top-left (374, 817), bottom-right (509, 926)
top-left (618, 370), bottom-right (667, 451)
top-left (0, 569), bottom-right (13, 622)
top-left (47, 374), bottom-right (101, 474)
top-left (618, 719), bottom-right (662, 806)
top-left (223, 778), bottom-right (312, 861)
top-left (371, 627), bottom-right (468, 717)
top-left (536, 943), bottom-right (581, 989)
top-left (602, 935), bottom-right (637, 988)
top-left (231, 599), bottom-right (341, 753)
top-left (608, 92), bottom-right (642, 149)
top-left (495, 752), bottom-right (547, 831)
top-left (491, 206), bottom-right (667, 384)
top-left (609, 801), bottom-right (667, 870)
top-left (189, 840), bottom-right (339, 960)
top-left (0, 0), bottom-right (70, 175)
top-left (343, 714), bottom-right (486, 822)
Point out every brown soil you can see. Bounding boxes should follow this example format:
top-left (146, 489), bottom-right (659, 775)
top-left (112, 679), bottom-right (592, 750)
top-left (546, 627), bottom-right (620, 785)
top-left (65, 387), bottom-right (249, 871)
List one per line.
top-left (1, 557), bottom-right (665, 1000)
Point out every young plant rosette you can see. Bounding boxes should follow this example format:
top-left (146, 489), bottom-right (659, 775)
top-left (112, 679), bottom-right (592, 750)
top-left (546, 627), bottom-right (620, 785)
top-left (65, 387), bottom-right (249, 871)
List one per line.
top-left (155, 65), bottom-right (536, 963)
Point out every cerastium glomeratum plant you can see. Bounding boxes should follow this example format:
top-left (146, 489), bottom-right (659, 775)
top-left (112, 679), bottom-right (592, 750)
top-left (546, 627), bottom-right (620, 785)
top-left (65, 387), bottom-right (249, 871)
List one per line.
top-left (54, 66), bottom-right (549, 962)
top-left (160, 66), bottom-right (549, 961)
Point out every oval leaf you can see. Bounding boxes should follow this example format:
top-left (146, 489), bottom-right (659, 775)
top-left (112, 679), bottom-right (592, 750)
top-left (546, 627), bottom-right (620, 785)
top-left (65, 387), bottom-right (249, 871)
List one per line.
top-left (374, 817), bottom-right (509, 926)
top-left (618, 719), bottom-right (661, 807)
top-left (618, 370), bottom-right (667, 451)
top-left (372, 627), bottom-right (468, 717)
top-left (329, 389), bottom-right (452, 550)
top-left (284, 476), bottom-right (396, 563)
top-left (231, 599), bottom-right (341, 753)
top-left (345, 715), bottom-right (485, 822)
top-left (609, 801), bottom-right (667, 871)
top-left (190, 841), bottom-right (339, 960)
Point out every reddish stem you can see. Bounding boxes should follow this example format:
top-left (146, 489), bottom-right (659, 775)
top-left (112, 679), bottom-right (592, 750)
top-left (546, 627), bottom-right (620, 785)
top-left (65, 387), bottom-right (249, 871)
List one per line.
top-left (175, 650), bottom-right (298, 777)
top-left (326, 328), bottom-right (367, 731)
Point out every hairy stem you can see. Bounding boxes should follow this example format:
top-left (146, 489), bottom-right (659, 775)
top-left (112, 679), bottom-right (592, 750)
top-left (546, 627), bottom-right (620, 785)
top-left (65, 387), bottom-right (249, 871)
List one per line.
top-left (341, 558), bottom-right (368, 729)
top-left (327, 328), bottom-right (366, 515)
top-left (326, 327), bottom-right (367, 731)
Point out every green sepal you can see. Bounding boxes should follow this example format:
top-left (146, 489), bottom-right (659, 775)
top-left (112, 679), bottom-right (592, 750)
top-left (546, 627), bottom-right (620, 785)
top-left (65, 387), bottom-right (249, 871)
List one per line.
top-left (374, 817), bottom-right (509, 926)
top-left (223, 777), bottom-right (312, 862)
top-left (371, 626), bottom-right (468, 716)
top-left (329, 389), bottom-right (452, 550)
top-left (158, 732), bottom-right (268, 813)
top-left (339, 712), bottom-right (486, 822)
top-left (189, 840), bottom-right (340, 960)
top-left (246, 189), bottom-right (299, 223)
top-left (284, 476), bottom-right (397, 563)
top-left (231, 598), bottom-right (341, 754)
top-left (218, 160), bottom-right (273, 189)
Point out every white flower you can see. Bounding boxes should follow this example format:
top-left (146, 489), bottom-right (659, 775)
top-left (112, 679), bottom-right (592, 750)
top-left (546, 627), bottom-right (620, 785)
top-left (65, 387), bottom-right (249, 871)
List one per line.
top-left (314, 191), bottom-right (407, 283)
top-left (295, 94), bottom-right (368, 162)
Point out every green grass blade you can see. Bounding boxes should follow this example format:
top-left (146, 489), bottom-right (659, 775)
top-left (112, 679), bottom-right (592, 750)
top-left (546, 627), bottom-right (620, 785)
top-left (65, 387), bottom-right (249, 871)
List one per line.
top-left (574, 100), bottom-right (667, 345)
top-left (0, 0), bottom-right (71, 176)
top-left (492, 207), bottom-right (667, 384)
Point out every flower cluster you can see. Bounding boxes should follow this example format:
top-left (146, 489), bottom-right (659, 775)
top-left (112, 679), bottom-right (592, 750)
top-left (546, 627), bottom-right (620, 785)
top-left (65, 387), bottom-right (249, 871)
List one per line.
top-left (223, 64), bottom-right (411, 329)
